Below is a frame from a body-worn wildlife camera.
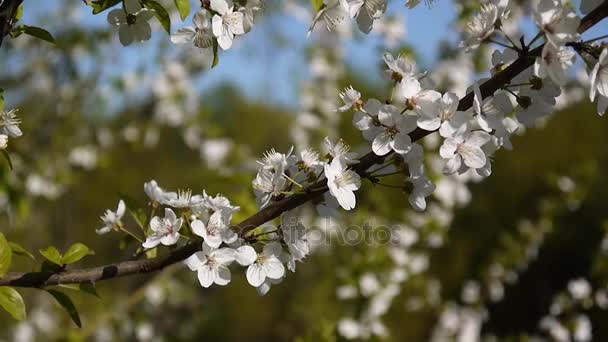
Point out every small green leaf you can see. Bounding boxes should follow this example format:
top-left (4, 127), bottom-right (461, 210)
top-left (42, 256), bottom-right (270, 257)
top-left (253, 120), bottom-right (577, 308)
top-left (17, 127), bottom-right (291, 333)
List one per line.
top-left (56, 283), bottom-right (100, 299)
top-left (0, 88), bottom-right (4, 111)
top-left (143, 0), bottom-right (171, 34)
top-left (9, 242), bottom-right (35, 260)
top-left (311, 0), bottom-right (324, 12)
top-left (61, 243), bottom-right (94, 265)
top-left (15, 4), bottom-right (24, 22)
top-left (0, 287), bottom-right (26, 320)
top-left (39, 246), bottom-right (63, 266)
top-left (174, 0), bottom-right (191, 21)
top-left (46, 290), bottom-right (82, 328)
top-left (0, 233), bottom-right (11, 278)
top-left (1, 150), bottom-right (13, 170)
top-left (90, 0), bottom-right (122, 14)
top-left (212, 39), bottom-right (220, 68)
top-left (79, 283), bottom-right (100, 298)
top-left (145, 247), bottom-right (157, 259)
top-left (12, 25), bottom-right (56, 44)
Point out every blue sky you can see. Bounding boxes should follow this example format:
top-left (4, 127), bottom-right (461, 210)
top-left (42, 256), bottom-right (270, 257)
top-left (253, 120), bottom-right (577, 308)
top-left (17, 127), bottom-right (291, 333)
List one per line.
top-left (19, 0), bottom-right (605, 110)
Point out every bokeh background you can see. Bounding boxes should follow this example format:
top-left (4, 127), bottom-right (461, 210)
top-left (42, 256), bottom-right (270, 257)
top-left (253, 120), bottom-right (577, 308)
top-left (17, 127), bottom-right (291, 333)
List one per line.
top-left (1, 0), bottom-right (607, 341)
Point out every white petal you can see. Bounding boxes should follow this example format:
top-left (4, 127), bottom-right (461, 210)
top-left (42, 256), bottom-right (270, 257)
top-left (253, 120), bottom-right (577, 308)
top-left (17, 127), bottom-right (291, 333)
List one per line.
top-left (212, 15), bottom-right (224, 37)
top-left (116, 200), bottom-right (126, 217)
top-left (184, 251), bottom-right (206, 271)
top-left (213, 248), bottom-right (235, 265)
top-left (118, 26), bottom-right (134, 46)
top-left (171, 27), bottom-right (196, 44)
top-left (160, 233), bottom-right (180, 246)
top-left (246, 264), bottom-right (266, 287)
top-left (444, 155), bottom-right (462, 174)
top-left (462, 146), bottom-right (487, 169)
top-left (391, 133), bottom-right (412, 154)
top-left (217, 31), bottom-right (234, 50)
top-left (210, 0), bottom-right (230, 15)
top-left (107, 9), bottom-right (126, 26)
top-left (262, 258), bottom-right (285, 280)
top-left (467, 131), bottom-right (492, 146)
top-left (214, 266), bottom-right (231, 285)
top-left (197, 265), bottom-right (216, 288)
top-left (372, 133), bottom-right (392, 156)
top-left (190, 219), bottom-right (206, 238)
top-left (439, 138), bottom-right (458, 158)
top-left (334, 187), bottom-right (356, 210)
top-left (235, 245), bottom-right (257, 266)
top-left (142, 236), bottom-right (162, 249)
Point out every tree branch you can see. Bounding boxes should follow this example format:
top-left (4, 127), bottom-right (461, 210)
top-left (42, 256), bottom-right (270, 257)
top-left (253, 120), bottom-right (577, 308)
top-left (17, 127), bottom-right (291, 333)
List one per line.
top-left (1, 1), bottom-right (607, 288)
top-left (0, 0), bottom-right (23, 48)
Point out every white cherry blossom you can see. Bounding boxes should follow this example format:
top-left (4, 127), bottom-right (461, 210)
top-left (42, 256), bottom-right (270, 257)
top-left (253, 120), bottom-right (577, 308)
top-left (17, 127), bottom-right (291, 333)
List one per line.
top-left (245, 243), bottom-right (286, 287)
top-left (371, 104), bottom-right (417, 156)
top-left (590, 48), bottom-right (608, 102)
top-left (163, 189), bottom-right (204, 208)
top-left (393, 77), bottom-right (442, 118)
top-left (280, 211), bottom-right (309, 271)
top-left (324, 137), bottom-right (359, 164)
top-left (338, 86), bottom-right (362, 112)
top-left (408, 175), bottom-right (435, 211)
top-left (325, 157), bottom-right (361, 210)
top-left (191, 211), bottom-right (237, 248)
top-left (144, 180), bottom-right (166, 203)
top-left (534, 42), bottom-right (576, 86)
top-left (459, 3), bottom-right (499, 51)
top-left (0, 109), bottom-right (22, 138)
top-left (440, 130), bottom-right (492, 175)
top-left (107, 8), bottom-right (155, 46)
top-left (353, 98), bottom-right (384, 141)
top-left (211, 0), bottom-right (245, 50)
top-left (184, 243), bottom-right (235, 288)
top-left (97, 200), bottom-right (126, 235)
top-left (534, 0), bottom-right (580, 46)
top-left (383, 52), bottom-right (417, 81)
top-left (171, 10), bottom-right (214, 49)
top-left (142, 208), bottom-right (183, 248)
top-left (339, 0), bottom-right (387, 33)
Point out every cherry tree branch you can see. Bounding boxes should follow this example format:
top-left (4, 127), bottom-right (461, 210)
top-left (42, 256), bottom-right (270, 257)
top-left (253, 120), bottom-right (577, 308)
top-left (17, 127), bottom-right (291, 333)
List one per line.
top-left (0, 0), bottom-right (23, 47)
top-left (1, 1), bottom-right (607, 288)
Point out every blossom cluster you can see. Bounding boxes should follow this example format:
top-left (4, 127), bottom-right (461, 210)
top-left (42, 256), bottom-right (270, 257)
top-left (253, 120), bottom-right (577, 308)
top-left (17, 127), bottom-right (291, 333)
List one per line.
top-left (92, 0), bottom-right (608, 304)
top-left (107, 0), bottom-right (262, 51)
top-left (0, 108), bottom-right (23, 150)
top-left (99, 180), bottom-right (310, 295)
top-left (171, 0), bottom-right (263, 51)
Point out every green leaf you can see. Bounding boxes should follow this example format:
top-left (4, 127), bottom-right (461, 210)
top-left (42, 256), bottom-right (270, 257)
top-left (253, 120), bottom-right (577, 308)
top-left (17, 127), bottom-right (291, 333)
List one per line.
top-left (311, 0), bottom-right (324, 12)
top-left (14, 4), bottom-right (24, 22)
top-left (174, 0), bottom-right (191, 21)
top-left (9, 242), bottom-right (35, 260)
top-left (39, 246), bottom-right (63, 266)
top-left (0, 88), bottom-right (4, 111)
top-left (1, 150), bottom-right (13, 170)
top-left (143, 1), bottom-right (171, 34)
top-left (46, 290), bottom-right (82, 328)
top-left (79, 283), bottom-right (100, 298)
top-left (61, 243), bottom-right (94, 265)
top-left (212, 39), bottom-right (220, 68)
top-left (0, 233), bottom-right (11, 278)
top-left (0, 287), bottom-right (26, 320)
top-left (90, 0), bottom-right (122, 14)
top-left (56, 283), bottom-right (100, 299)
top-left (12, 25), bottom-right (56, 44)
